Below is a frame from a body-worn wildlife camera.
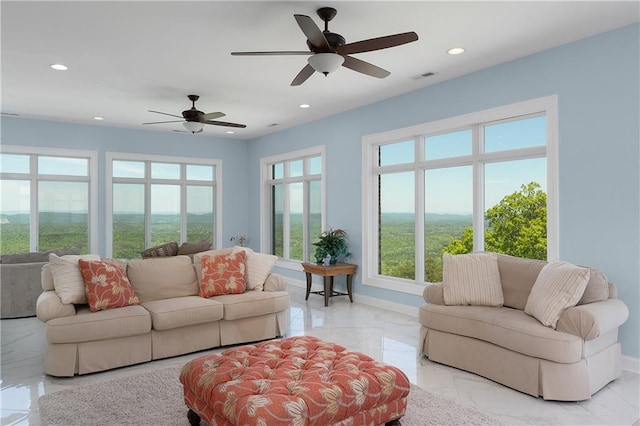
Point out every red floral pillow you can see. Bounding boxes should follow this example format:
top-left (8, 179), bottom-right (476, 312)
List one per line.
top-left (78, 259), bottom-right (140, 312)
top-left (200, 251), bottom-right (246, 297)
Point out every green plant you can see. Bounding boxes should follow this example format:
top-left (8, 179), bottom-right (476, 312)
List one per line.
top-left (313, 228), bottom-right (352, 264)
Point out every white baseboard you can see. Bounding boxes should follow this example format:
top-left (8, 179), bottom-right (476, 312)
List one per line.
top-left (287, 278), bottom-right (639, 374)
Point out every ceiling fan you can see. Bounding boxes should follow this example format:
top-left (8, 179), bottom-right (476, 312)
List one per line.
top-left (143, 95), bottom-right (246, 134)
top-left (231, 7), bottom-right (418, 86)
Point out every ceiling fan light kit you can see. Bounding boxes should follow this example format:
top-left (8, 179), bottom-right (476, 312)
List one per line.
top-left (230, 6), bottom-right (418, 86)
top-left (183, 121), bottom-right (204, 133)
top-left (308, 53), bottom-right (344, 75)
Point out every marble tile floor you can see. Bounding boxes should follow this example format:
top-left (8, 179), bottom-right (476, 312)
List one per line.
top-left (1, 284), bottom-right (639, 425)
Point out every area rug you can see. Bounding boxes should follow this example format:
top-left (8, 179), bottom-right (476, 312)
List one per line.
top-left (39, 367), bottom-right (502, 425)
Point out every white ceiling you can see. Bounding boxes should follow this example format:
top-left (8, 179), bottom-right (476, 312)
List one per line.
top-left (2, 1), bottom-right (638, 140)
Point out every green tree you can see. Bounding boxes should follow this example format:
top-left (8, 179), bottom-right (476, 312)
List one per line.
top-left (443, 182), bottom-right (547, 259)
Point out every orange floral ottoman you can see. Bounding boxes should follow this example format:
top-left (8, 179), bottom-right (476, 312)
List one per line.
top-left (180, 336), bottom-right (410, 425)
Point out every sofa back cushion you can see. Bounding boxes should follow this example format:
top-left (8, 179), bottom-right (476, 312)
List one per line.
top-left (127, 255), bottom-right (198, 302)
top-left (578, 268), bottom-right (609, 305)
top-left (497, 254), bottom-right (547, 310)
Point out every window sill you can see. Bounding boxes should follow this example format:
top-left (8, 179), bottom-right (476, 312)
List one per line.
top-left (362, 275), bottom-right (426, 296)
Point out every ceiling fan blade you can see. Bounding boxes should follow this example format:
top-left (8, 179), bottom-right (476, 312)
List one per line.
top-left (336, 32), bottom-right (419, 55)
top-left (231, 51), bottom-right (311, 56)
top-left (203, 120), bottom-right (247, 128)
top-left (342, 56), bottom-right (390, 79)
top-left (200, 112), bottom-right (226, 121)
top-left (290, 63), bottom-right (315, 86)
top-left (143, 120), bottom-right (184, 125)
top-left (148, 110), bottom-right (183, 119)
top-left (294, 14), bottom-right (330, 52)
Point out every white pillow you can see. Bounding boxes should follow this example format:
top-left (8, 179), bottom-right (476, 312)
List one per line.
top-left (49, 253), bottom-right (101, 304)
top-left (524, 260), bottom-right (590, 328)
top-left (442, 252), bottom-right (503, 306)
top-left (232, 246), bottom-right (277, 291)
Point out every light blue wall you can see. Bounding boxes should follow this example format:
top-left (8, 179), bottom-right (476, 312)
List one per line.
top-left (2, 24), bottom-right (638, 358)
top-left (0, 118), bottom-right (250, 253)
top-left (248, 23), bottom-right (640, 358)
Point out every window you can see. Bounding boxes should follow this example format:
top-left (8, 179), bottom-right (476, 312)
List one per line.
top-left (107, 153), bottom-right (221, 259)
top-left (0, 146), bottom-right (97, 254)
top-left (362, 96), bottom-right (558, 294)
top-left (261, 147), bottom-right (325, 266)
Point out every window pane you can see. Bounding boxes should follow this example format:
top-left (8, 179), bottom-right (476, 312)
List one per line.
top-left (424, 166), bottom-right (473, 282)
top-left (113, 161), bottom-right (145, 178)
top-left (379, 172), bottom-right (415, 279)
top-left (39, 156), bottom-right (88, 176)
top-left (288, 182), bottom-right (303, 260)
top-left (309, 180), bottom-right (322, 258)
top-left (484, 116), bottom-right (546, 153)
top-left (151, 163), bottom-right (180, 180)
top-left (113, 183), bottom-right (145, 259)
top-left (186, 164), bottom-right (214, 181)
top-left (271, 184), bottom-right (284, 257)
top-left (0, 180), bottom-right (30, 254)
top-left (187, 186), bottom-right (213, 243)
top-left (484, 158), bottom-right (547, 259)
top-left (289, 160), bottom-right (303, 178)
top-left (424, 130), bottom-right (472, 160)
top-left (1, 154), bottom-right (30, 174)
top-left (151, 185), bottom-right (180, 246)
top-left (38, 181), bottom-right (88, 252)
top-left (379, 140), bottom-right (414, 166)
top-left (272, 163), bottom-right (284, 179)
top-left (309, 156), bottom-right (322, 175)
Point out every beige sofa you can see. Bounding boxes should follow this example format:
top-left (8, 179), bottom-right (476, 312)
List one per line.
top-left (36, 250), bottom-right (290, 377)
top-left (419, 254), bottom-right (629, 401)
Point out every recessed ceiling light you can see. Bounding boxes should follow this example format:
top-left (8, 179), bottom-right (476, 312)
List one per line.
top-left (299, 104), bottom-right (310, 109)
top-left (50, 63), bottom-right (68, 71)
top-left (447, 47), bottom-right (465, 55)
top-left (93, 116), bottom-right (104, 121)
top-left (226, 130), bottom-right (234, 134)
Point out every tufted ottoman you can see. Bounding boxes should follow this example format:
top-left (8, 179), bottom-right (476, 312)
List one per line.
top-left (180, 336), bottom-right (410, 425)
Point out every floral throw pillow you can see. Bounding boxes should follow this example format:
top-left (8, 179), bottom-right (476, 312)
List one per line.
top-left (78, 259), bottom-right (140, 312)
top-left (200, 251), bottom-right (246, 297)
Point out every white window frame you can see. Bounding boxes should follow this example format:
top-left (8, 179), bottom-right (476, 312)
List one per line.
top-left (0, 145), bottom-right (98, 253)
top-left (260, 145), bottom-right (326, 271)
top-left (362, 96), bottom-right (559, 295)
top-left (106, 152), bottom-right (222, 257)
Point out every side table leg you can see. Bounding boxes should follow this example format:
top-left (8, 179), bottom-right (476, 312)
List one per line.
top-left (323, 276), bottom-right (331, 307)
top-left (346, 273), bottom-right (354, 303)
top-left (305, 272), bottom-right (312, 300)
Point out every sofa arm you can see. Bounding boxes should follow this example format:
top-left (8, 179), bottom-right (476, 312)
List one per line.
top-left (36, 291), bottom-right (76, 323)
top-left (263, 273), bottom-right (287, 292)
top-left (557, 298), bottom-right (629, 340)
top-left (424, 283), bottom-right (445, 305)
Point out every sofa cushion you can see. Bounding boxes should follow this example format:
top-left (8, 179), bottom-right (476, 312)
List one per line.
top-left (578, 268), bottom-right (609, 305)
top-left (127, 256), bottom-right (198, 302)
top-left (199, 251), bottom-right (246, 297)
top-left (211, 291), bottom-right (290, 321)
top-left (78, 259), bottom-right (140, 312)
top-left (419, 303), bottom-right (583, 363)
top-left (46, 305), bottom-right (151, 344)
top-left (232, 246), bottom-right (278, 291)
top-left (525, 261), bottom-right (590, 328)
top-left (142, 296), bottom-right (223, 330)
top-left (194, 247), bottom-right (233, 284)
top-left (442, 252), bottom-right (503, 307)
top-left (49, 253), bottom-right (101, 304)
top-left (177, 239), bottom-right (212, 256)
top-left (497, 254), bottom-right (547, 310)
top-left (141, 241), bottom-right (179, 258)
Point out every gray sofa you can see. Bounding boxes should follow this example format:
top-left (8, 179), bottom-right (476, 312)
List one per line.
top-left (419, 254), bottom-right (629, 401)
top-left (1, 248), bottom-right (80, 319)
top-left (36, 249), bottom-right (290, 376)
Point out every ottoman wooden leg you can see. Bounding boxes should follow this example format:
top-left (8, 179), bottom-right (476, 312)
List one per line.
top-left (187, 408), bottom-right (201, 426)
top-left (385, 419), bottom-right (401, 425)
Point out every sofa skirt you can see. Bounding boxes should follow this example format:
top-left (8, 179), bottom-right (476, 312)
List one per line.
top-left (420, 327), bottom-right (621, 401)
